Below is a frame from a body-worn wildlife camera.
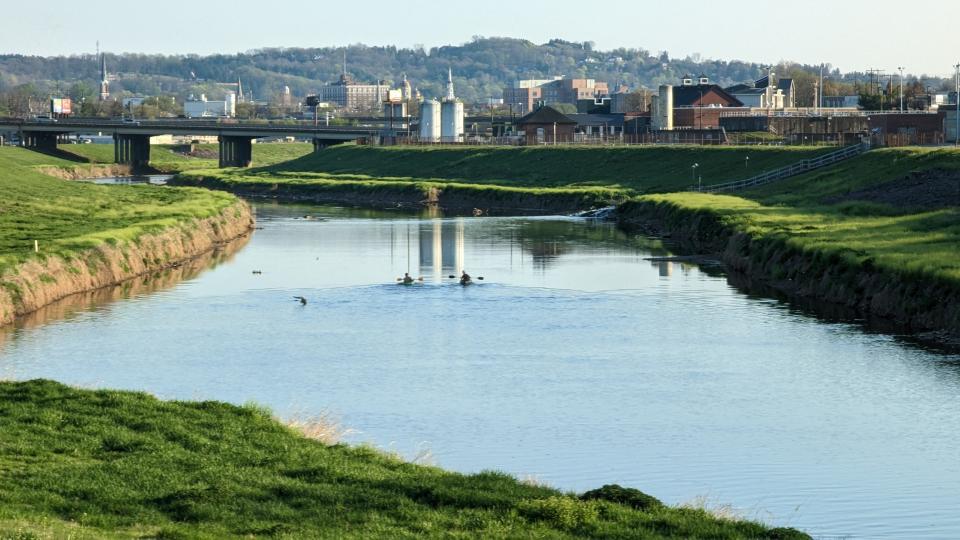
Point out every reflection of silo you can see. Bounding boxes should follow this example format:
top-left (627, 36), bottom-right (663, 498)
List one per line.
top-left (441, 100), bottom-right (464, 143)
top-left (441, 219), bottom-right (465, 275)
top-left (655, 84), bottom-right (673, 130)
top-left (418, 220), bottom-right (444, 282)
top-left (419, 100), bottom-right (441, 142)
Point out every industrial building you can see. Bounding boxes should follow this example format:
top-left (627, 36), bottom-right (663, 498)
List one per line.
top-left (726, 73), bottom-right (794, 109)
top-left (418, 69), bottom-right (465, 143)
top-left (184, 93), bottom-right (236, 118)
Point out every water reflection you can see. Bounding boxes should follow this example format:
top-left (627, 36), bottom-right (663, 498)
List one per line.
top-left (3, 202), bottom-right (959, 539)
top-left (0, 233), bottom-right (249, 359)
top-left (419, 219), bottom-right (465, 281)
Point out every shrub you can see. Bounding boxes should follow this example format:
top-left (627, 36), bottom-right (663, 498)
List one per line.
top-left (579, 484), bottom-right (663, 511)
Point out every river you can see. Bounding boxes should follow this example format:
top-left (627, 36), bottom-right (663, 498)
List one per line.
top-left (1, 197), bottom-right (958, 539)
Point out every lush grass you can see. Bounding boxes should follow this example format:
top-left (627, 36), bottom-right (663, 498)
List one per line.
top-left (0, 147), bottom-right (238, 276)
top-left (0, 380), bottom-right (807, 539)
top-left (636, 148), bottom-right (960, 285)
top-left (263, 144), bottom-right (831, 193)
top-left (60, 143), bottom-right (313, 173)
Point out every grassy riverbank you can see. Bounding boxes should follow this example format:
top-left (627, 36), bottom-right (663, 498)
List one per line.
top-left (0, 147), bottom-right (239, 276)
top-left (619, 147), bottom-right (960, 337)
top-left (60, 142), bottom-right (313, 173)
top-left (0, 380), bottom-right (807, 540)
top-left (172, 168), bottom-right (630, 213)
top-left (259, 144), bottom-right (831, 193)
top-left (0, 146), bottom-right (251, 325)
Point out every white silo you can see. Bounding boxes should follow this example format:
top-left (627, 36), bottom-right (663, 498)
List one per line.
top-left (656, 84), bottom-right (673, 131)
top-left (441, 100), bottom-right (464, 143)
top-left (419, 100), bottom-right (441, 142)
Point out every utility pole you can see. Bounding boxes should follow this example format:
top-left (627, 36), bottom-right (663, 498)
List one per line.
top-left (819, 64), bottom-right (824, 111)
top-left (898, 66), bottom-right (905, 112)
top-left (955, 63), bottom-right (959, 146)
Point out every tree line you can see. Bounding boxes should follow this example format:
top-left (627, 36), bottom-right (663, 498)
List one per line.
top-left (1, 37), bottom-right (954, 116)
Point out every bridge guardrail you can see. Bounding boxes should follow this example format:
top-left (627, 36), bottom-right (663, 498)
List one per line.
top-left (695, 142), bottom-right (869, 193)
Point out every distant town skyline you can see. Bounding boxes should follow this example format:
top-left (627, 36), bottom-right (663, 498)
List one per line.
top-left (3, 0), bottom-right (958, 77)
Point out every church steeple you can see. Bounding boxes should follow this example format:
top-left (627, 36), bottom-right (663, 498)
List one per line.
top-left (98, 50), bottom-right (110, 101)
top-left (445, 67), bottom-right (455, 101)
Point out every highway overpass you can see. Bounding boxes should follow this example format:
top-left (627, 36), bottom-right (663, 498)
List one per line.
top-left (0, 118), bottom-right (386, 167)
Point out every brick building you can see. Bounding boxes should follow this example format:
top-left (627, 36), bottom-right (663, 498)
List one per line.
top-left (504, 78), bottom-right (610, 113)
top-left (517, 106), bottom-right (577, 144)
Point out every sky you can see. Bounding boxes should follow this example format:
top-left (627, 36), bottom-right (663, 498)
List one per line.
top-left (2, 0), bottom-right (958, 77)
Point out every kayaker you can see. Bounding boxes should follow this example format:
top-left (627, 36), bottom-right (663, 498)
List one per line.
top-left (402, 273), bottom-right (415, 285)
top-left (459, 271), bottom-right (472, 286)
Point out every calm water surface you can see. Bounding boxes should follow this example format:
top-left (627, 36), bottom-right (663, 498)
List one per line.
top-left (2, 201), bottom-right (958, 539)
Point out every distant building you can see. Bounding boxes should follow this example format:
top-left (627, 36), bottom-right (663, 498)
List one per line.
top-left (650, 77), bottom-right (746, 131)
top-left (184, 93), bottom-right (236, 118)
top-left (503, 77), bottom-right (610, 114)
top-left (318, 73), bottom-right (388, 111)
top-left (944, 109), bottom-right (959, 143)
top-left (822, 96), bottom-right (860, 108)
top-left (670, 76), bottom-right (743, 108)
top-left (726, 72), bottom-right (792, 109)
top-left (517, 105), bottom-right (577, 144)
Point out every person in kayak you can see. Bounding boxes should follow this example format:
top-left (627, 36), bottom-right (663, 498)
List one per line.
top-left (459, 271), bottom-right (473, 286)
top-left (402, 272), bottom-right (415, 285)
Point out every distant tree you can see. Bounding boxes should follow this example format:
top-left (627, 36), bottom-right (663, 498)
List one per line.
top-left (235, 102), bottom-right (258, 119)
top-left (68, 82), bottom-right (95, 103)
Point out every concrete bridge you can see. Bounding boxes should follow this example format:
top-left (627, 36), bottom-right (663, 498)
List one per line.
top-left (0, 118), bottom-right (384, 167)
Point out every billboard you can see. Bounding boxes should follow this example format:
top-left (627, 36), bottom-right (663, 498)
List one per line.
top-left (50, 97), bottom-right (73, 115)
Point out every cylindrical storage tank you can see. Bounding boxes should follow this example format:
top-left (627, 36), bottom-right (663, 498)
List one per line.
top-left (419, 100), bottom-right (441, 142)
top-left (441, 100), bottom-right (464, 143)
top-left (658, 85), bottom-right (673, 131)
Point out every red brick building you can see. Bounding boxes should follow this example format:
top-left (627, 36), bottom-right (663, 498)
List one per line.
top-left (518, 106), bottom-right (577, 144)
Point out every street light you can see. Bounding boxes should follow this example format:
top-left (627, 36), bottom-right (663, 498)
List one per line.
top-left (745, 156), bottom-right (750, 169)
top-left (692, 163), bottom-right (700, 187)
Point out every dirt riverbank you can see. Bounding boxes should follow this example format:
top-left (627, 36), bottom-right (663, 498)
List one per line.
top-left (0, 201), bottom-right (254, 327)
top-left (617, 199), bottom-right (960, 348)
top-left (168, 175), bottom-right (621, 215)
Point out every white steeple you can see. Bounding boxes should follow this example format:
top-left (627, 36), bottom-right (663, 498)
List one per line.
top-left (445, 67), bottom-right (456, 101)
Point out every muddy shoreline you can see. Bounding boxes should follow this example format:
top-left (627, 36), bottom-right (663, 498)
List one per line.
top-left (616, 200), bottom-right (960, 351)
top-left (0, 201), bottom-right (254, 328)
top-left (168, 175), bottom-right (619, 215)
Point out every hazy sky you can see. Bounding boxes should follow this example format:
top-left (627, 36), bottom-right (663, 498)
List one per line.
top-left (2, 0), bottom-right (958, 77)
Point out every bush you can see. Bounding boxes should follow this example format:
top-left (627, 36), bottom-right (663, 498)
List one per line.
top-left (579, 484), bottom-right (663, 511)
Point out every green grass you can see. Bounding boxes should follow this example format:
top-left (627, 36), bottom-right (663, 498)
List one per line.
top-left (262, 144), bottom-right (831, 193)
top-left (0, 380), bottom-right (807, 539)
top-left (60, 143), bottom-right (313, 173)
top-left (634, 148), bottom-right (960, 286)
top-left (0, 147), bottom-right (238, 277)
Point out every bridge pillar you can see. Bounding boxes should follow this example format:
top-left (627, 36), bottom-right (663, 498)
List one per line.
top-left (113, 134), bottom-right (151, 168)
top-left (219, 136), bottom-right (253, 168)
top-left (312, 138), bottom-right (343, 152)
top-left (21, 131), bottom-right (60, 152)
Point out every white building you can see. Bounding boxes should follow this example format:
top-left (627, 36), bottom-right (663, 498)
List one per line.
top-left (727, 73), bottom-right (793, 110)
top-left (184, 93), bottom-right (236, 118)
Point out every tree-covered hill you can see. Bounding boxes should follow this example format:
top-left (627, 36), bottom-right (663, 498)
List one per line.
top-left (0, 37), bottom-right (950, 108)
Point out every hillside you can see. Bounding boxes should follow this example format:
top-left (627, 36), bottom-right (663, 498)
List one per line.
top-left (618, 147), bottom-right (960, 340)
top-left (257, 144), bottom-right (831, 193)
top-left (0, 380), bottom-right (808, 539)
top-left (0, 37), bottom-right (880, 108)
